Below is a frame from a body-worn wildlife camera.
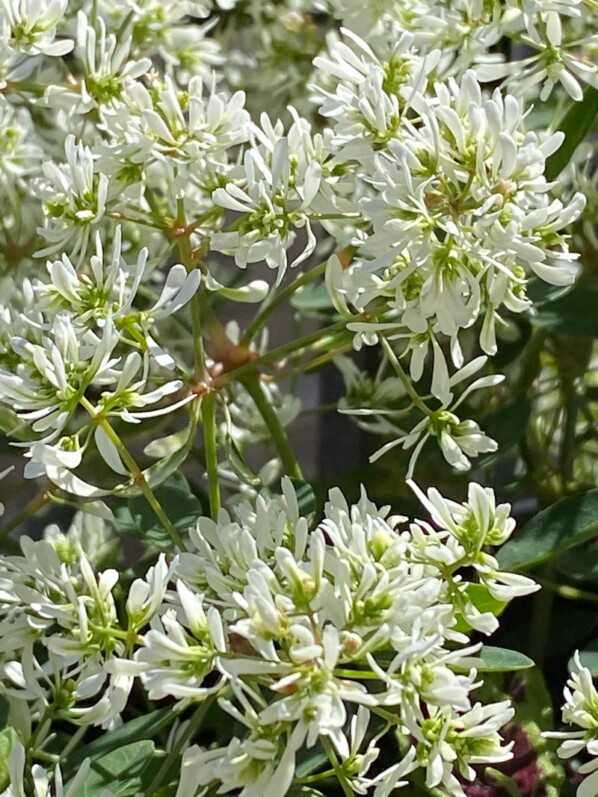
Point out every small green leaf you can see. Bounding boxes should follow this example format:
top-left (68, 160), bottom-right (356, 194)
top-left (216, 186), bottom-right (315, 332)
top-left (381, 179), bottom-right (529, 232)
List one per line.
top-left (478, 646), bottom-right (534, 672)
top-left (0, 727), bottom-right (19, 791)
top-left (295, 745), bottom-right (328, 778)
top-left (114, 475), bottom-right (202, 548)
top-left (290, 282), bottom-right (334, 318)
top-left (556, 546), bottom-right (598, 588)
top-left (569, 638), bottom-right (598, 676)
top-left (76, 741), bottom-right (155, 797)
top-left (496, 490), bottom-right (598, 572)
top-left (223, 432), bottom-right (261, 487)
top-left (0, 408), bottom-right (37, 442)
top-left (454, 584), bottom-right (507, 633)
top-left (531, 287), bottom-right (598, 337)
top-left (63, 708), bottom-right (172, 780)
top-left (545, 86), bottom-right (598, 181)
top-left (287, 788), bottom-right (326, 797)
top-left (526, 278), bottom-right (572, 306)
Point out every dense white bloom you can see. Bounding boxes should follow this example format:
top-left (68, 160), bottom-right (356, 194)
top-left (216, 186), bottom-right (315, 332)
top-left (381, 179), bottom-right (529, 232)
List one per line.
top-left (0, 0), bottom-right (73, 57)
top-left (34, 135), bottom-right (109, 260)
top-left (0, 743), bottom-right (89, 797)
top-left (546, 653), bottom-right (598, 797)
top-left (0, 536), bottom-right (132, 726)
top-left (166, 478), bottom-right (530, 795)
top-left (211, 134), bottom-right (321, 281)
top-left (0, 98), bottom-right (43, 206)
top-left (333, 71), bottom-right (584, 361)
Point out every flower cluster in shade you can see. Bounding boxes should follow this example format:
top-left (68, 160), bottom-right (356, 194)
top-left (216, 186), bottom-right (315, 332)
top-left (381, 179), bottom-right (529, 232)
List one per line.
top-left (0, 477), bottom-right (537, 797)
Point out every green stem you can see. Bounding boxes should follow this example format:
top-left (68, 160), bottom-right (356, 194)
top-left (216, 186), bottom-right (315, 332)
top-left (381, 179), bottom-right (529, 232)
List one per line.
top-left (380, 336), bottom-right (431, 414)
top-left (528, 562), bottom-right (556, 666)
top-left (202, 392), bottom-right (221, 519)
top-left (321, 736), bottom-right (355, 797)
top-left (146, 697), bottom-right (216, 797)
top-left (0, 490), bottom-right (52, 553)
top-left (295, 768), bottom-right (336, 785)
top-left (175, 209), bottom-right (222, 517)
top-left (80, 398), bottom-right (187, 551)
top-left (58, 725), bottom-right (87, 763)
top-left (240, 373), bottom-right (303, 480)
top-left (513, 328), bottom-right (547, 398)
top-left (241, 261), bottom-right (327, 345)
top-left (222, 320), bottom-right (352, 385)
top-left (536, 576), bottom-right (598, 604)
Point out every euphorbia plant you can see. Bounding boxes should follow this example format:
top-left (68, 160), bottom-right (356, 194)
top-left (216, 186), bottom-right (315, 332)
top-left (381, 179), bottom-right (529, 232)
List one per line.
top-left (0, 1), bottom-right (597, 795)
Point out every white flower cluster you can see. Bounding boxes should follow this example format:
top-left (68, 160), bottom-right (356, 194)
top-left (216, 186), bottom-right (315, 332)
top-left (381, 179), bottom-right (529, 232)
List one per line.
top-left (0, 0), bottom-right (592, 480)
top-left (326, 0), bottom-right (598, 102)
top-left (147, 479), bottom-right (533, 795)
top-left (547, 654), bottom-right (598, 797)
top-left (0, 479), bottom-right (535, 796)
top-left (311, 29), bottom-right (586, 472)
top-left (0, 227), bottom-right (199, 494)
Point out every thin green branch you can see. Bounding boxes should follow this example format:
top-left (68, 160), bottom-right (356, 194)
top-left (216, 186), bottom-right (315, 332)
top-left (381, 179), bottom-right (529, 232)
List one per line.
top-left (80, 397), bottom-right (187, 551)
top-left (240, 372), bottom-right (303, 480)
top-left (241, 261), bottom-right (327, 345)
top-left (380, 335), bottom-right (431, 414)
top-left (146, 697), bottom-right (216, 797)
top-left (321, 736), bottom-right (355, 797)
top-left (202, 392), bottom-right (221, 519)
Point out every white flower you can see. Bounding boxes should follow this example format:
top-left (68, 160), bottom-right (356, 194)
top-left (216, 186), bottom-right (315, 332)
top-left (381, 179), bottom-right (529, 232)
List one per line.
top-left (39, 226), bottom-right (200, 368)
top-left (312, 28), bottom-right (438, 151)
top-left (0, 743), bottom-right (89, 797)
top-left (369, 356), bottom-right (503, 476)
top-left (546, 652), bottom-right (598, 797)
top-left (45, 12), bottom-right (151, 113)
top-left (131, 580), bottom-right (227, 702)
top-left (211, 138), bottom-right (320, 282)
top-left (0, 0), bottom-right (73, 57)
top-left (177, 719), bottom-right (303, 797)
top-left (0, 98), bottom-right (43, 206)
top-left (34, 135), bottom-right (109, 260)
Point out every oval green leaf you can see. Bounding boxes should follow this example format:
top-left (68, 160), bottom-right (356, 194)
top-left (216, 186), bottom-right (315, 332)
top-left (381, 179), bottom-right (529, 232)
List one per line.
top-left (478, 646), bottom-right (534, 672)
top-left (496, 490), bottom-right (598, 572)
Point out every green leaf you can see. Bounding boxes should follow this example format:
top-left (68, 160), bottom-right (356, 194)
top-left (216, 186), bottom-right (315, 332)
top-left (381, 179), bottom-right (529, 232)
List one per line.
top-left (0, 728), bottom-right (19, 791)
top-left (287, 788), bottom-right (326, 797)
top-left (62, 708), bottom-right (172, 780)
top-left (76, 741), bottom-right (155, 797)
top-left (545, 86), bottom-right (598, 181)
top-left (0, 695), bottom-right (9, 731)
top-left (496, 490), bottom-right (598, 572)
top-left (556, 546), bottom-right (598, 588)
top-left (0, 408), bottom-right (36, 442)
top-left (531, 287), bottom-right (598, 337)
top-left (223, 432), bottom-right (261, 487)
top-left (526, 278), bottom-right (572, 306)
top-left (114, 474), bottom-right (202, 548)
top-left (454, 583), bottom-right (507, 633)
top-left (477, 646), bottom-right (534, 673)
top-left (500, 606), bottom-right (598, 659)
top-left (295, 745), bottom-right (328, 778)
top-left (569, 638), bottom-right (598, 676)
top-left (290, 282), bottom-right (334, 318)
